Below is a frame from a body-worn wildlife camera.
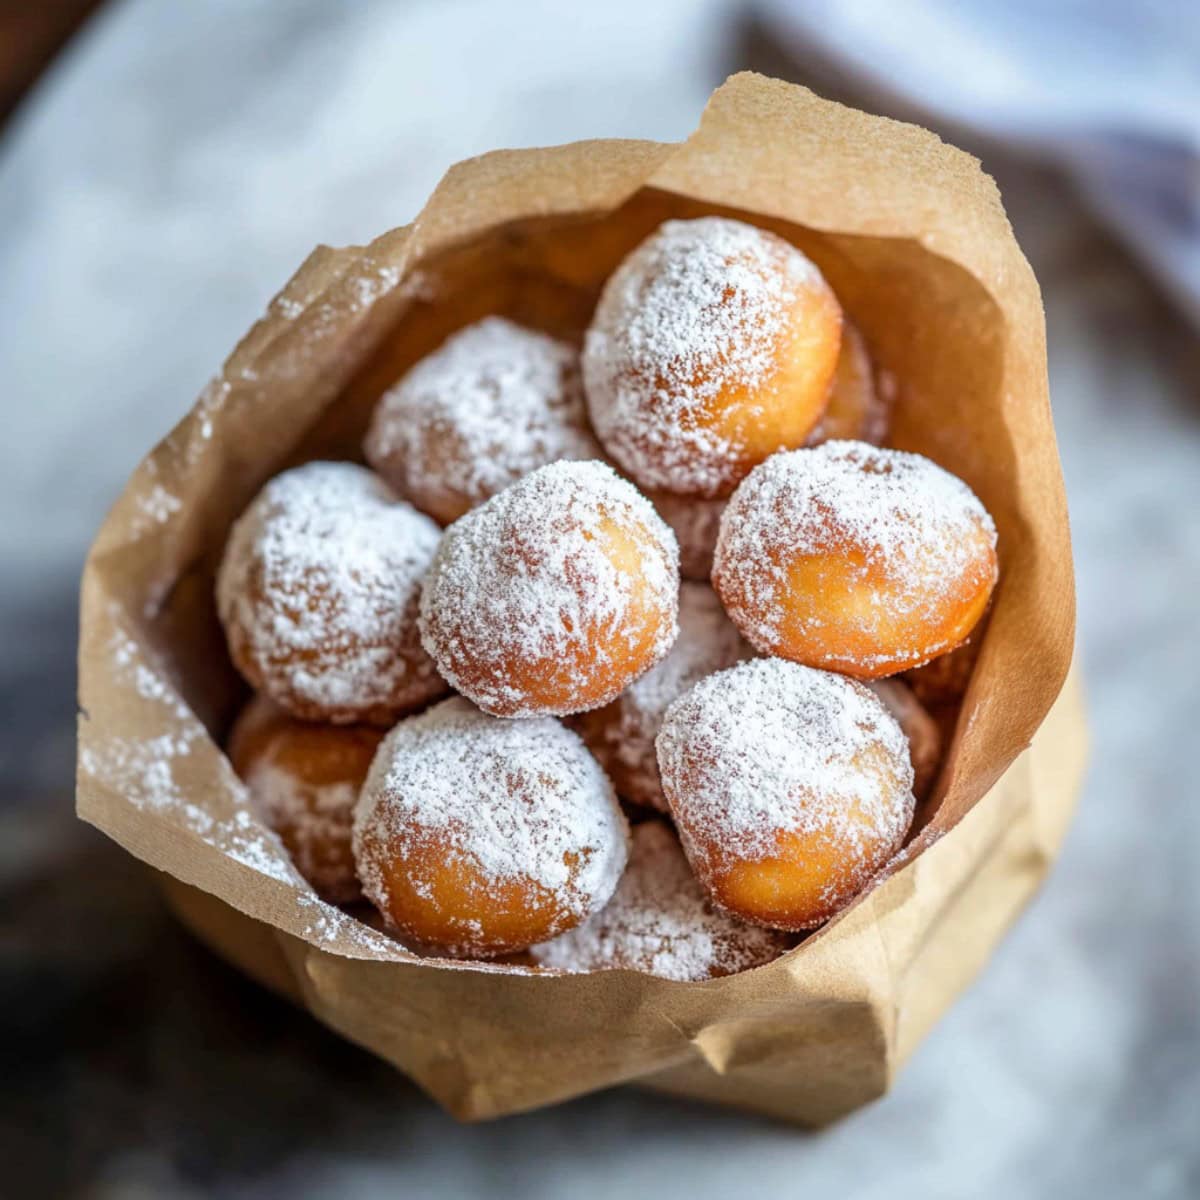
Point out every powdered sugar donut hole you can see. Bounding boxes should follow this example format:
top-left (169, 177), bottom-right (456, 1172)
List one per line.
top-left (868, 679), bottom-right (943, 802)
top-left (657, 658), bottom-right (915, 931)
top-left (530, 821), bottom-right (792, 981)
top-left (573, 582), bottom-right (750, 812)
top-left (419, 459), bottom-right (680, 718)
top-left (806, 322), bottom-right (892, 447)
top-left (647, 489), bottom-right (726, 581)
top-left (364, 317), bottom-right (602, 525)
top-left (216, 462), bottom-right (447, 724)
top-left (353, 697), bottom-right (629, 956)
top-left (227, 695), bottom-right (382, 904)
top-left (713, 441), bottom-right (998, 678)
top-left (583, 216), bottom-right (842, 498)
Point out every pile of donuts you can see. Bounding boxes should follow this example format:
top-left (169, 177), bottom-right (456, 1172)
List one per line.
top-left (219, 216), bottom-right (998, 983)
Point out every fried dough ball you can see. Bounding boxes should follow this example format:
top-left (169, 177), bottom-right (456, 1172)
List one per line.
top-left (646, 490), bottom-right (726, 581)
top-left (530, 821), bottom-right (793, 980)
top-left (806, 322), bottom-right (893, 447)
top-left (227, 695), bottom-right (381, 903)
top-left (868, 679), bottom-right (943, 802)
top-left (657, 658), bottom-right (915, 931)
top-left (419, 460), bottom-right (680, 718)
top-left (352, 697), bottom-right (628, 956)
top-left (573, 583), bottom-right (750, 812)
top-left (216, 462), bottom-right (446, 724)
top-left (364, 317), bottom-right (602, 525)
top-left (713, 441), bottom-right (998, 679)
top-left (583, 217), bottom-right (842, 498)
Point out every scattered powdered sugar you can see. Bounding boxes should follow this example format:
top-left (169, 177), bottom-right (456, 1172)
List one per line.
top-left (87, 623), bottom-right (298, 883)
top-left (656, 658), bottom-right (914, 876)
top-left (351, 262), bottom-right (402, 311)
top-left (193, 377), bottom-right (231, 444)
top-left (530, 821), bottom-right (792, 981)
top-left (419, 459), bottom-right (680, 717)
top-left (714, 440), bottom-right (998, 666)
top-left (353, 697), bottom-right (629, 933)
top-left (293, 894), bottom-right (412, 959)
top-left (583, 216), bottom-right (827, 496)
top-left (134, 483), bottom-right (183, 528)
top-left (648, 490), bottom-right (727, 581)
top-left (216, 461), bottom-right (446, 723)
top-left (365, 317), bottom-right (602, 524)
top-left (79, 730), bottom-right (299, 888)
top-left (575, 583), bottom-right (750, 811)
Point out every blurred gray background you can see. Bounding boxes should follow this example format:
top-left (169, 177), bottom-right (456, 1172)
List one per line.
top-left (1, 1), bottom-right (1198, 1197)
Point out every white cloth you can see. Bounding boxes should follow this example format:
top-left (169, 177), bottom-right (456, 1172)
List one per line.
top-left (759, 0), bottom-right (1200, 327)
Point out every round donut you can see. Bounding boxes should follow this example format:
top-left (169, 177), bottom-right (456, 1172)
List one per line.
top-left (657, 658), bottom-right (915, 931)
top-left (573, 582), bottom-right (750, 812)
top-left (646, 489), bottom-right (726, 581)
top-left (353, 696), bottom-right (628, 956)
top-left (364, 317), bottom-right (601, 525)
top-left (227, 695), bottom-right (381, 904)
top-left (713, 441), bottom-right (998, 678)
top-left (530, 820), bottom-right (792, 981)
top-left (583, 217), bottom-right (842, 498)
top-left (419, 459), bottom-right (680, 718)
top-left (216, 461), bottom-right (447, 724)
top-left (867, 679), bottom-right (942, 802)
top-left (806, 322), bottom-right (892, 447)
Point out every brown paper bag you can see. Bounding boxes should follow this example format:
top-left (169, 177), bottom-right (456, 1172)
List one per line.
top-left (76, 73), bottom-right (1084, 1125)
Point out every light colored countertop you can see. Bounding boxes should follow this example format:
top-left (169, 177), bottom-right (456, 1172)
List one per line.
top-left (2, 1), bottom-right (1197, 1196)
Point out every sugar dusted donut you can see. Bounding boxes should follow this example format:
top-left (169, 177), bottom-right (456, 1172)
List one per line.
top-left (657, 658), bottom-right (915, 931)
top-left (713, 441), bottom-right (998, 678)
top-left (868, 679), bottom-right (942, 801)
top-left (647, 490), bottom-right (726, 581)
top-left (419, 459), bottom-right (680, 718)
top-left (583, 217), bottom-right (842, 498)
top-left (217, 462), bottom-right (446, 724)
top-left (806, 323), bottom-right (892, 447)
top-left (364, 317), bottom-right (601, 525)
top-left (530, 821), bottom-right (792, 980)
top-left (227, 695), bottom-right (381, 903)
top-left (573, 583), bottom-right (750, 812)
top-left (353, 697), bottom-right (628, 956)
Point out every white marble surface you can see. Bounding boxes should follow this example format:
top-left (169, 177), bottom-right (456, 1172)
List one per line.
top-left (2, 1), bottom-right (1198, 1196)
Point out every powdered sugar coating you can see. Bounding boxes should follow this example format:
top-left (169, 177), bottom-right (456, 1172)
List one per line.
top-left (530, 821), bottom-right (792, 981)
top-left (216, 462), bottom-right (447, 723)
top-left (713, 441), bottom-right (999, 674)
top-left (419, 459), bottom-right (680, 718)
top-left (364, 317), bottom-right (602, 525)
top-left (583, 216), bottom-right (837, 497)
top-left (352, 697), bottom-right (629, 955)
top-left (574, 583), bottom-right (751, 811)
top-left (657, 658), bottom-right (915, 926)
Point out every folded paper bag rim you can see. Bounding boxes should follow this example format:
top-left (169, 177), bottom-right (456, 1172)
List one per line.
top-left (75, 72), bottom-right (1081, 1124)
